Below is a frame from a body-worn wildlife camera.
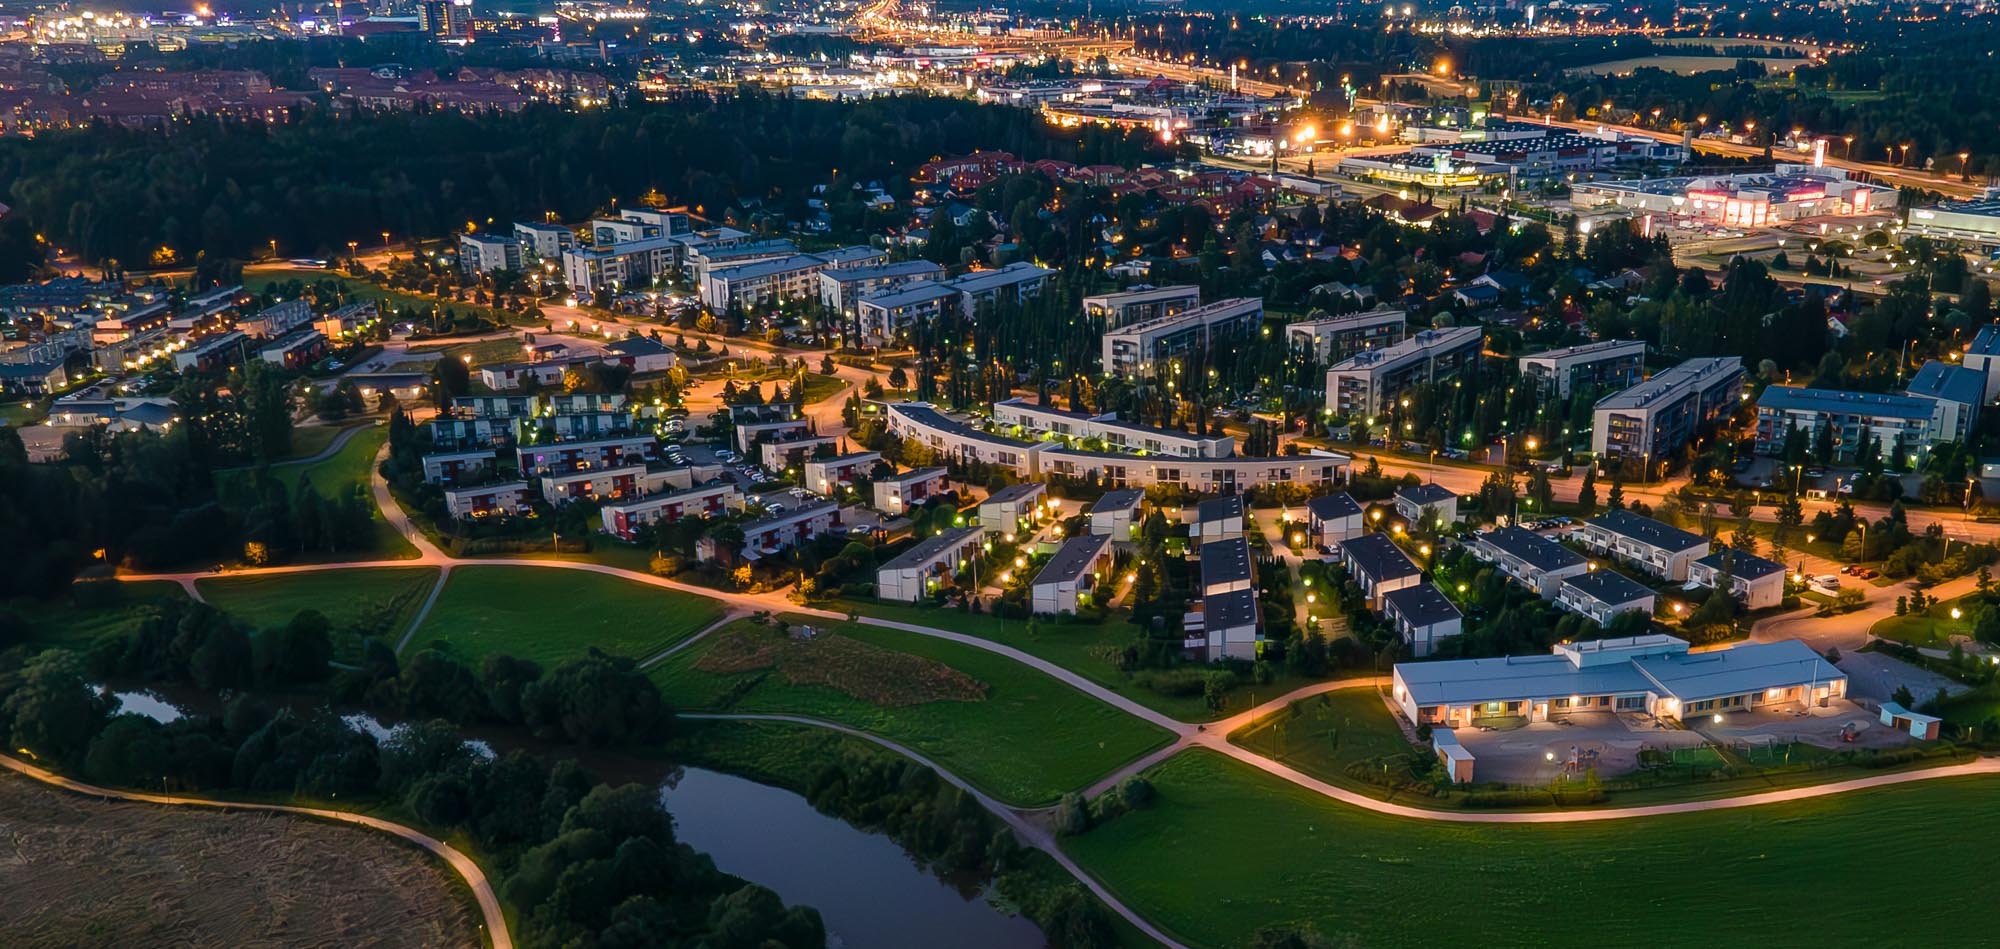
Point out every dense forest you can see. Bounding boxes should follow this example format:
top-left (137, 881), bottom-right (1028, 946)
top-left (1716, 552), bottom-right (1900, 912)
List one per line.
top-left (0, 90), bottom-right (1165, 270)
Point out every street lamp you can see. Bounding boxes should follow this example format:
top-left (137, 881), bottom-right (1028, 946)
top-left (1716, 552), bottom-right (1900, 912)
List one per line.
top-left (1961, 152), bottom-right (1972, 181)
top-left (1842, 135), bottom-right (1854, 159)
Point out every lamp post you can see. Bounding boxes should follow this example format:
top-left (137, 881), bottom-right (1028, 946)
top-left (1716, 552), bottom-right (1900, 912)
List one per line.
top-left (1842, 135), bottom-right (1854, 160)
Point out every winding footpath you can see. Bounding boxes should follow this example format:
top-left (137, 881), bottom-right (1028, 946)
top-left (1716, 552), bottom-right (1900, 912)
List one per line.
top-left (102, 439), bottom-right (2000, 947)
top-left (0, 754), bottom-right (512, 949)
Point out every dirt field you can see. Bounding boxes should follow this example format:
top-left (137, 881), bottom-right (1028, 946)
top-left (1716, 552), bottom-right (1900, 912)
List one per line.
top-left (0, 775), bottom-right (479, 948)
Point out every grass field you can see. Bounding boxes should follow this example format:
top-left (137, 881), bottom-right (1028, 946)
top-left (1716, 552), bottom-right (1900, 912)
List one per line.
top-left (247, 265), bottom-right (531, 328)
top-left (652, 616), bottom-right (1174, 806)
top-left (1065, 749), bottom-right (2000, 948)
top-left (843, 599), bottom-right (1337, 722)
top-left (195, 567), bottom-right (439, 639)
top-left (10, 581), bottom-right (188, 648)
top-left (285, 424), bottom-right (350, 462)
top-left (1872, 593), bottom-right (1978, 648)
top-left (1231, 687), bottom-right (1416, 780)
top-left (409, 566), bottom-right (725, 666)
top-left (403, 337), bottom-right (531, 369)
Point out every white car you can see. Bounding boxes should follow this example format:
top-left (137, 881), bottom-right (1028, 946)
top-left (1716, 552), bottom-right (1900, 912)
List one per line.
top-left (1813, 575), bottom-right (1841, 592)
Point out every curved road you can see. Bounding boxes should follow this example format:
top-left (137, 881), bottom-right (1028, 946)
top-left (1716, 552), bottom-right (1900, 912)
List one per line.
top-left (0, 754), bottom-right (512, 949)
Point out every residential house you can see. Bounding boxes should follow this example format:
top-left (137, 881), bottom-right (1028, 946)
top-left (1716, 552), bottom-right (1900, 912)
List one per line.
top-left (1688, 550), bottom-right (1786, 610)
top-left (1383, 582), bottom-right (1464, 657)
top-left (1088, 488), bottom-right (1145, 539)
top-left (876, 526), bottom-right (989, 602)
top-left (1394, 483), bottom-right (1460, 528)
top-left (1576, 510), bottom-right (1710, 581)
top-left (1306, 492), bottom-right (1365, 550)
top-left (1030, 533), bottom-right (1116, 615)
top-left (1555, 570), bottom-right (1658, 625)
top-left (1339, 533), bottom-right (1422, 609)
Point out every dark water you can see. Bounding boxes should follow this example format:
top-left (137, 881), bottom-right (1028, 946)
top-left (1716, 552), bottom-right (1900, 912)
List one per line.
top-left (101, 688), bottom-right (1043, 948)
top-left (661, 767), bottom-right (1045, 949)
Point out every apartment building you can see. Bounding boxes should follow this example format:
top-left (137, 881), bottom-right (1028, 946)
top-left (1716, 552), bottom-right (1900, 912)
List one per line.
top-left (802, 451), bottom-right (882, 495)
top-left (876, 526), bottom-right (990, 603)
top-left (980, 482), bottom-right (1049, 536)
top-left (419, 448), bottom-right (497, 485)
top-left (1037, 446), bottom-right (1350, 493)
top-left (1323, 326), bottom-right (1483, 418)
top-left (1306, 492), bottom-right (1365, 550)
top-left (443, 481), bottom-right (534, 519)
top-left (599, 481), bottom-right (742, 540)
top-left (460, 233), bottom-right (523, 274)
top-left (871, 466), bottom-right (950, 514)
top-left (1285, 308), bottom-right (1407, 363)
top-left (1518, 339), bottom-right (1646, 399)
top-left (886, 402), bottom-right (1047, 475)
top-left (1902, 359), bottom-right (1985, 447)
top-left (856, 283), bottom-right (960, 345)
top-left (1470, 527), bottom-right (1588, 598)
top-left (1393, 483), bottom-right (1460, 527)
top-left (1383, 582), bottom-right (1464, 657)
top-left (1753, 386), bottom-right (1935, 463)
top-left (1554, 571), bottom-right (1658, 625)
top-left (992, 397), bottom-right (1234, 458)
top-left (1576, 510), bottom-right (1710, 581)
top-left (817, 260), bottom-right (945, 315)
top-left (1082, 284), bottom-right (1201, 329)
top-left (1963, 323), bottom-right (2000, 403)
top-left (1688, 550), bottom-right (1786, 610)
top-left (700, 254), bottom-right (833, 312)
top-left (1088, 488), bottom-right (1145, 538)
top-left (1339, 532), bottom-right (1422, 609)
top-left (1030, 532), bottom-right (1116, 615)
top-left (513, 221), bottom-right (575, 261)
top-left (1591, 357), bottom-right (1745, 471)
top-left (947, 262), bottom-right (1054, 317)
top-left (561, 235), bottom-right (680, 298)
top-left (1101, 297), bottom-right (1263, 376)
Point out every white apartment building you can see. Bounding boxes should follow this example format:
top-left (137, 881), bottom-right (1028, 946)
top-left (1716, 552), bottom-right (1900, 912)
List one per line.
top-left (1101, 297), bottom-right (1263, 376)
top-left (513, 221), bottom-right (575, 261)
top-left (817, 260), bottom-right (945, 315)
top-left (701, 254), bottom-right (832, 312)
top-left (460, 233), bottom-right (523, 274)
top-left (1037, 446), bottom-right (1349, 494)
top-left (886, 402), bottom-right (1047, 475)
top-left (1518, 339), bottom-right (1646, 400)
top-left (1591, 357), bottom-right (1745, 471)
top-left (1030, 532), bottom-right (1116, 615)
top-left (877, 526), bottom-right (989, 603)
top-left (1285, 308), bottom-right (1407, 363)
top-left (947, 262), bottom-right (1054, 317)
top-left (1471, 526), bottom-right (1588, 598)
top-left (992, 397), bottom-right (1234, 458)
top-left (1323, 326), bottom-right (1483, 418)
top-left (1554, 571), bottom-right (1658, 626)
top-left (1576, 510), bottom-right (1710, 581)
top-left (856, 283), bottom-right (960, 345)
top-left (1082, 284), bottom-right (1201, 328)
top-left (561, 236), bottom-right (680, 299)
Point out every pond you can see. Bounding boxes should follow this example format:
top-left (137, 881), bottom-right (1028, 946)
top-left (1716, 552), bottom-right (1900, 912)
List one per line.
top-left (661, 767), bottom-right (1045, 949)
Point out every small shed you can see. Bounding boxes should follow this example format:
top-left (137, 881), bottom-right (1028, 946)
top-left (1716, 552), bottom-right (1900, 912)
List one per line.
top-left (1878, 701), bottom-right (1942, 741)
top-left (1433, 728), bottom-right (1476, 783)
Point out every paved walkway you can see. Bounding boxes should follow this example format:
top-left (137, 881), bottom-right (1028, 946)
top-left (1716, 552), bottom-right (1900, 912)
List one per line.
top-left (682, 712), bottom-right (1190, 949)
top-left (0, 754), bottom-right (511, 949)
top-left (101, 440), bottom-right (2000, 942)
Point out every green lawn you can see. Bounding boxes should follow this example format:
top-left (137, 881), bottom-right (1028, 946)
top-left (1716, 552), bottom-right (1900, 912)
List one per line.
top-left (841, 598), bottom-right (1341, 723)
top-left (247, 266), bottom-right (531, 328)
top-left (285, 424), bottom-right (350, 462)
top-left (1065, 749), bottom-right (2000, 948)
top-left (652, 616), bottom-right (1174, 806)
top-left (195, 567), bottom-right (439, 638)
top-left (10, 581), bottom-right (189, 648)
top-left (410, 566), bottom-right (725, 666)
top-left (1872, 594), bottom-right (1978, 648)
top-left (1231, 688), bottom-right (1416, 781)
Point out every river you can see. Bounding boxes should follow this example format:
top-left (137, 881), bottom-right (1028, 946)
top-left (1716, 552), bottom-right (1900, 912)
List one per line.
top-left (662, 767), bottom-right (1045, 949)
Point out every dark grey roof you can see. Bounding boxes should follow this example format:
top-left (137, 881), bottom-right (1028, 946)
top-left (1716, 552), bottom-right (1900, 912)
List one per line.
top-left (1032, 533), bottom-right (1112, 586)
top-left (606, 335), bottom-right (669, 356)
top-left (1694, 550), bottom-right (1784, 581)
top-left (983, 482), bottom-right (1047, 506)
top-left (1384, 582), bottom-right (1463, 627)
top-left (1339, 533), bottom-right (1421, 583)
top-left (1090, 488), bottom-right (1145, 513)
top-left (879, 525), bottom-right (984, 571)
top-left (1307, 492), bottom-right (1362, 520)
top-left (1560, 570), bottom-right (1656, 606)
top-left (1397, 482), bottom-right (1458, 505)
top-left (1199, 536), bottom-right (1255, 587)
top-left (1587, 509), bottom-right (1707, 553)
top-left (1196, 494), bottom-right (1244, 523)
top-left (1205, 587), bottom-right (1261, 629)
top-left (1479, 526), bottom-right (1586, 572)
top-left (1905, 360), bottom-right (1985, 408)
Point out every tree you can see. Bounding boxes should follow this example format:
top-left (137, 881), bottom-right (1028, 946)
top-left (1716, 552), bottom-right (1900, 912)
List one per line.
top-left (1577, 466), bottom-right (1598, 513)
top-left (4, 650), bottom-right (112, 764)
top-left (1608, 476), bottom-right (1625, 511)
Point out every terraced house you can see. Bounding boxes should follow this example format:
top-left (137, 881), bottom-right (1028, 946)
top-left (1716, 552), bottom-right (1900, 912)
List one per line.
top-left (1576, 510), bottom-right (1710, 582)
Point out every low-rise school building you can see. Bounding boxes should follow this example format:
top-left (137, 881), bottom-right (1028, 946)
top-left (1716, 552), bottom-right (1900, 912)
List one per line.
top-left (1393, 634), bottom-right (1847, 727)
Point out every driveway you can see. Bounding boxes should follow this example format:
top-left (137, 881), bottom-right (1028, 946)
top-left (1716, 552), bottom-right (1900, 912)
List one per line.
top-left (1836, 650), bottom-right (1973, 705)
